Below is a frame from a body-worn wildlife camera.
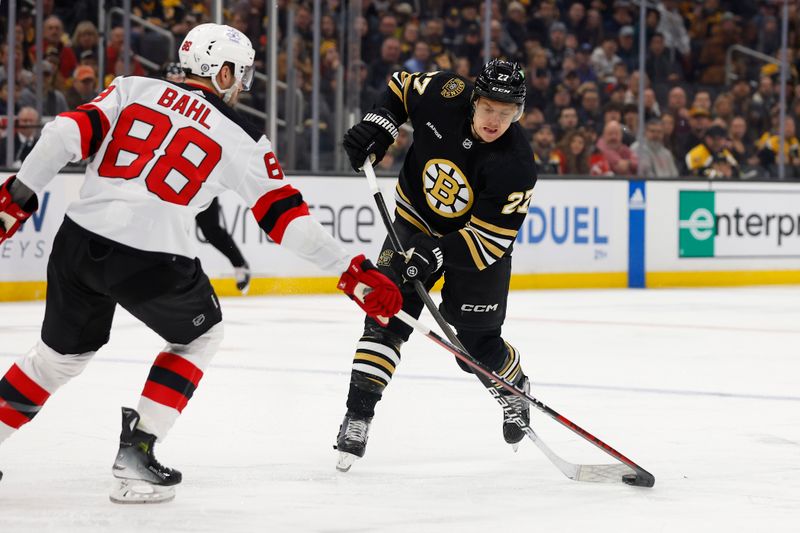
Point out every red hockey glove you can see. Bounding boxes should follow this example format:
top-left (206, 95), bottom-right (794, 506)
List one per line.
top-left (337, 254), bottom-right (403, 326)
top-left (0, 176), bottom-right (38, 245)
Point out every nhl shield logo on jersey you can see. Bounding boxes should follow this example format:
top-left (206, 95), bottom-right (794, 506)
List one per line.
top-left (441, 77), bottom-right (465, 98)
top-left (423, 159), bottom-right (473, 218)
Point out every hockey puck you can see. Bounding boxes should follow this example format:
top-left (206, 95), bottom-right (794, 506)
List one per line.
top-left (622, 472), bottom-right (655, 488)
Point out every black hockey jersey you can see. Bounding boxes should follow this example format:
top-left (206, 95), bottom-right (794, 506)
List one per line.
top-left (379, 71), bottom-right (537, 271)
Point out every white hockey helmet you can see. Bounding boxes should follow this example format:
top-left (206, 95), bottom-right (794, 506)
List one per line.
top-left (178, 23), bottom-right (256, 100)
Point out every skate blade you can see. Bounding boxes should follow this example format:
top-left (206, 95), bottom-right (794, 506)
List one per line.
top-left (336, 452), bottom-right (359, 472)
top-left (109, 478), bottom-right (176, 504)
top-left (511, 442), bottom-right (521, 453)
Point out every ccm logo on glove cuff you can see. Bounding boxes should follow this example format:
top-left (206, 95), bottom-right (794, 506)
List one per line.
top-left (364, 112), bottom-right (399, 140)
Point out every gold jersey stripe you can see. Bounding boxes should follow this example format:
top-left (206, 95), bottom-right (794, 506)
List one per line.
top-left (355, 352), bottom-right (397, 373)
top-left (470, 216), bottom-right (518, 238)
top-left (388, 81), bottom-right (403, 101)
top-left (366, 375), bottom-right (387, 387)
top-left (459, 228), bottom-right (488, 270)
top-left (471, 228), bottom-right (506, 259)
top-left (397, 206), bottom-right (433, 236)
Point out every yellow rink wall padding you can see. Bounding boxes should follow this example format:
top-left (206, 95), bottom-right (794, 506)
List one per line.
top-left (3, 271), bottom-right (800, 301)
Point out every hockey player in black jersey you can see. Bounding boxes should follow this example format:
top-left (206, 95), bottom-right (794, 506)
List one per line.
top-left (335, 59), bottom-right (537, 471)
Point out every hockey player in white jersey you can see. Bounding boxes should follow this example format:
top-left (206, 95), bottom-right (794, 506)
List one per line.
top-left (0, 23), bottom-right (402, 503)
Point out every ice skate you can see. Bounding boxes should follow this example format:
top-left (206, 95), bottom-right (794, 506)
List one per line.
top-left (235, 262), bottom-right (251, 294)
top-left (502, 374), bottom-right (530, 452)
top-left (110, 407), bottom-right (182, 504)
top-left (334, 411), bottom-right (372, 472)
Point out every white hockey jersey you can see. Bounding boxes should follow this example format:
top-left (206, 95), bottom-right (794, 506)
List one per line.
top-left (16, 76), bottom-right (349, 272)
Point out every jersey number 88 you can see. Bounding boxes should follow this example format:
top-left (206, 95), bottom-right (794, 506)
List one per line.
top-left (97, 103), bottom-right (222, 206)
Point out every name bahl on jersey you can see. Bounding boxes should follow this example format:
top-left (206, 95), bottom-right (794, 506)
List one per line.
top-left (16, 75), bottom-right (321, 264)
top-left (380, 71), bottom-right (537, 271)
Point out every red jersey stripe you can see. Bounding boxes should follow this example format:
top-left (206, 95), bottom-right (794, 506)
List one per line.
top-left (0, 400), bottom-right (30, 429)
top-left (251, 184), bottom-right (302, 222)
top-left (153, 352), bottom-right (203, 387)
top-left (60, 110), bottom-right (93, 159)
top-left (268, 203), bottom-right (310, 244)
top-left (5, 363), bottom-right (50, 405)
top-left (142, 381), bottom-right (190, 412)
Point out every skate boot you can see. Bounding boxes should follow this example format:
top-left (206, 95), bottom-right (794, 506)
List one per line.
top-left (110, 407), bottom-right (182, 504)
top-left (334, 411), bottom-right (372, 472)
top-left (502, 374), bottom-right (530, 452)
top-left (235, 261), bottom-right (251, 294)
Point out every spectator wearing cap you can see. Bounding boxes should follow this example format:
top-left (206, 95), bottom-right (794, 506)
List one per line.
top-left (0, 106), bottom-right (40, 169)
top-left (66, 65), bottom-right (98, 109)
top-left (547, 22), bottom-right (570, 75)
top-left (685, 125), bottom-right (740, 178)
top-left (597, 120), bottom-right (638, 175)
top-left (16, 60), bottom-right (68, 116)
top-left (757, 116), bottom-right (800, 178)
top-left (504, 2), bottom-right (528, 57)
top-left (563, 70), bottom-right (583, 94)
top-left (679, 107), bottom-right (712, 160)
top-left (531, 124), bottom-right (563, 175)
top-left (590, 36), bottom-right (622, 84)
top-left (632, 117), bottom-right (679, 178)
top-left (617, 25), bottom-right (638, 72)
top-left (32, 15), bottom-right (77, 82)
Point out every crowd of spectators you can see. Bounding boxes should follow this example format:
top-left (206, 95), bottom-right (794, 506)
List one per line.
top-left (0, 0), bottom-right (799, 178)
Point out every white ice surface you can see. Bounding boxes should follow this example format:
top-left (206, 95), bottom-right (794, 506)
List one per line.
top-left (1, 287), bottom-right (799, 532)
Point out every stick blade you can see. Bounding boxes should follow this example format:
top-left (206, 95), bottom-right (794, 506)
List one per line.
top-left (622, 471), bottom-right (656, 488)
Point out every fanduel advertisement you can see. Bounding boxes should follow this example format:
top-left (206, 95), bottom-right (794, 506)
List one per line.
top-left (511, 180), bottom-right (628, 273)
top-left (679, 190), bottom-right (800, 258)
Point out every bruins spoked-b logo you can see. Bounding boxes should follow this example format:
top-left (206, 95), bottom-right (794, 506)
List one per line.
top-left (441, 77), bottom-right (465, 98)
top-left (423, 159), bottom-right (473, 218)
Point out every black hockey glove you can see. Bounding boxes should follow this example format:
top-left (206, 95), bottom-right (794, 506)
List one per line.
top-left (393, 233), bottom-right (444, 284)
top-left (343, 107), bottom-right (399, 171)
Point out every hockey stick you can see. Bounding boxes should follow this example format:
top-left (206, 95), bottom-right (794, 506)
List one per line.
top-left (379, 301), bottom-right (656, 487)
top-left (361, 161), bottom-right (654, 487)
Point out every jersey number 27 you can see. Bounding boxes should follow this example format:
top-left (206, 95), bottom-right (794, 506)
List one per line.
top-left (97, 104), bottom-right (222, 205)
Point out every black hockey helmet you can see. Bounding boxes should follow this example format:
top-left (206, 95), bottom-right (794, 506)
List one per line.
top-left (472, 59), bottom-right (526, 106)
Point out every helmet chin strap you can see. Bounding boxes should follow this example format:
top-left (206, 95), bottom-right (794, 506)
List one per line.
top-left (211, 74), bottom-right (237, 103)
